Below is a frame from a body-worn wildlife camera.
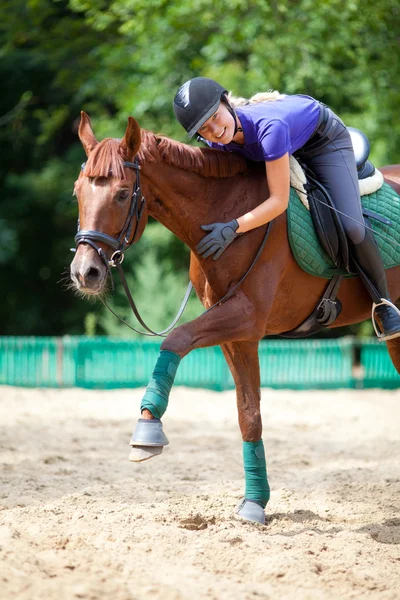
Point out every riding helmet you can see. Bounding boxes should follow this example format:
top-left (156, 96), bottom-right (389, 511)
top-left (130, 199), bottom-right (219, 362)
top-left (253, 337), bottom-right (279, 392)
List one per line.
top-left (173, 77), bottom-right (228, 138)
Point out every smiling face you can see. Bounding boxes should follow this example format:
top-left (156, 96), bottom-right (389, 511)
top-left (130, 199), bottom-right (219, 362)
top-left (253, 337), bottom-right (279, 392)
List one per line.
top-left (197, 102), bottom-right (237, 144)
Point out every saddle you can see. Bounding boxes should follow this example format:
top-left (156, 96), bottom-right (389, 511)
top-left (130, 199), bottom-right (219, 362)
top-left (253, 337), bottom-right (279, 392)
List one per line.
top-left (282, 127), bottom-right (392, 339)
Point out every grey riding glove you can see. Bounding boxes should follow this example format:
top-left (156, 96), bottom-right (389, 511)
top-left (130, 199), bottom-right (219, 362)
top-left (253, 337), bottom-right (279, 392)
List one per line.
top-left (196, 219), bottom-right (240, 260)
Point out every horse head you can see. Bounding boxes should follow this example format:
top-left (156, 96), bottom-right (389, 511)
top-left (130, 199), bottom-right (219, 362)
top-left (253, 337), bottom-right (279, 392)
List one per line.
top-left (70, 112), bottom-right (148, 295)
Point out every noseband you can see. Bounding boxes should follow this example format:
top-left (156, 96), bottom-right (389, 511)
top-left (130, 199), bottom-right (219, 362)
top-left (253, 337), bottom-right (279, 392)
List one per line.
top-left (74, 159), bottom-right (145, 269)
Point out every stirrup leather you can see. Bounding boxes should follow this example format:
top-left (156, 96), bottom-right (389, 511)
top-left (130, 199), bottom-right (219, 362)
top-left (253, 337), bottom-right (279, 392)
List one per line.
top-left (372, 299), bottom-right (400, 341)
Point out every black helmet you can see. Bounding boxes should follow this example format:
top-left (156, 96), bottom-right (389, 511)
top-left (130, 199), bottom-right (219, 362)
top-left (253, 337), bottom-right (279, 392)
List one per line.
top-left (173, 77), bottom-right (228, 138)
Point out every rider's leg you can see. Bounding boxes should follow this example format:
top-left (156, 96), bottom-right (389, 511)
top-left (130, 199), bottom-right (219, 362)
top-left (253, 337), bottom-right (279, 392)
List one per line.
top-left (350, 229), bottom-right (400, 340)
top-left (299, 111), bottom-right (400, 340)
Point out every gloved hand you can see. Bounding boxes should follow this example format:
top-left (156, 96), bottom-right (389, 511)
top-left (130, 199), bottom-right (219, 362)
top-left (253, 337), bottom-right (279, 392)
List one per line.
top-left (196, 219), bottom-right (240, 260)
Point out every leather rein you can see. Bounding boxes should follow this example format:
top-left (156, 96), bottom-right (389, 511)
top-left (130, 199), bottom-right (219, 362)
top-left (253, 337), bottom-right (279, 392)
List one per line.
top-left (72, 158), bottom-right (271, 337)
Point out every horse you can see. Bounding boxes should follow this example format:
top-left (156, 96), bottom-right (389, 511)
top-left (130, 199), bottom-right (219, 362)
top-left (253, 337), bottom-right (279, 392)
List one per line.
top-left (70, 112), bottom-right (400, 524)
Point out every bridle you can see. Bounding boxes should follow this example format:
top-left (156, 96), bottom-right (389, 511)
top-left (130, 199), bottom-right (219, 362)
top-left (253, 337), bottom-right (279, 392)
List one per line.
top-left (72, 156), bottom-right (271, 337)
top-left (75, 159), bottom-right (145, 273)
top-left (72, 158), bottom-right (194, 336)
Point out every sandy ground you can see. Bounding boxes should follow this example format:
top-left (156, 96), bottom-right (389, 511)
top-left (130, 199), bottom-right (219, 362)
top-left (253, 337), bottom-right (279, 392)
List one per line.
top-left (0, 385), bottom-right (399, 600)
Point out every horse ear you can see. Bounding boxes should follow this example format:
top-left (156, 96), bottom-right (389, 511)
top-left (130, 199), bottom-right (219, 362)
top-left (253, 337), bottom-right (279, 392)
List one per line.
top-left (78, 111), bottom-right (99, 157)
top-left (119, 117), bottom-right (141, 161)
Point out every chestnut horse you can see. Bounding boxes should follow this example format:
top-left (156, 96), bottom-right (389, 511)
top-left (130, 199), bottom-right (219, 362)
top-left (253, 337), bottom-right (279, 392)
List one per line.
top-left (70, 112), bottom-right (400, 524)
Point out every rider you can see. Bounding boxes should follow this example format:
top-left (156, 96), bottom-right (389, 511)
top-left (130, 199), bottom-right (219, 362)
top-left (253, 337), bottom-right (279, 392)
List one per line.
top-left (173, 77), bottom-right (400, 341)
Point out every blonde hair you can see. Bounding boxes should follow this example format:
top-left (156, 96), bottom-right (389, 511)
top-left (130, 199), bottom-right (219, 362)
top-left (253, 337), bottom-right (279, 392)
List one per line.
top-left (227, 90), bottom-right (285, 107)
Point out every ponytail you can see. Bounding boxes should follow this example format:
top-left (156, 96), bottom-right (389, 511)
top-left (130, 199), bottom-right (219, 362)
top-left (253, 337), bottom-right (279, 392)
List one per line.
top-left (227, 90), bottom-right (285, 107)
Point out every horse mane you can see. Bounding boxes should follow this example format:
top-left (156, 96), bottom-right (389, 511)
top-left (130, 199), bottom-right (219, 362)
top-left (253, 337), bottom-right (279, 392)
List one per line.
top-left (143, 132), bottom-right (248, 178)
top-left (82, 131), bottom-right (248, 180)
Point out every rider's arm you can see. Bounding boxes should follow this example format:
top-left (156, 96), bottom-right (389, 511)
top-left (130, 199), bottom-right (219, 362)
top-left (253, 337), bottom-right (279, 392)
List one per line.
top-left (236, 153), bottom-right (290, 233)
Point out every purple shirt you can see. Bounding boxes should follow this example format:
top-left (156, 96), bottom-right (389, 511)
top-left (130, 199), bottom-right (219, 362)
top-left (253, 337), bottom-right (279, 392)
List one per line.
top-left (207, 94), bottom-right (320, 162)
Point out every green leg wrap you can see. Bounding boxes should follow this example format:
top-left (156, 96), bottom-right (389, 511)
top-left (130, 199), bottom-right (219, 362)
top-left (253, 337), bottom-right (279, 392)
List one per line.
top-left (140, 350), bottom-right (181, 419)
top-left (243, 440), bottom-right (270, 508)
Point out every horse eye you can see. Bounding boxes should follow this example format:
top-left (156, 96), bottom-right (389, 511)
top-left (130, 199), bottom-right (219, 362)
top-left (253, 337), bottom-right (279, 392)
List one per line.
top-left (117, 190), bottom-right (130, 202)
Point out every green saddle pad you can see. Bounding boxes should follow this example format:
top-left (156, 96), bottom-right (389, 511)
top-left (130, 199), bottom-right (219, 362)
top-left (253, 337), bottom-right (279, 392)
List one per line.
top-left (287, 181), bottom-right (400, 279)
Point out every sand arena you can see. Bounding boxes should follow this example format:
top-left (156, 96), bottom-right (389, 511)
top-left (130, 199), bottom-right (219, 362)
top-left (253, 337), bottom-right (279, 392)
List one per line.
top-left (0, 385), bottom-right (399, 599)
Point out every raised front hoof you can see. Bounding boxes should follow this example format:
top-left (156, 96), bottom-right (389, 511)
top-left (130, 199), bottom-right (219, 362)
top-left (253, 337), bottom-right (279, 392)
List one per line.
top-left (234, 498), bottom-right (265, 525)
top-left (129, 418), bottom-right (169, 462)
top-left (130, 418), bottom-right (169, 446)
top-left (129, 445), bottom-right (164, 462)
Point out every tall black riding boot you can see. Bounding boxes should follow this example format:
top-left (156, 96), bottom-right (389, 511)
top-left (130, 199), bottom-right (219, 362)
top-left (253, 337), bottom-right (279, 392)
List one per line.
top-left (351, 229), bottom-right (400, 341)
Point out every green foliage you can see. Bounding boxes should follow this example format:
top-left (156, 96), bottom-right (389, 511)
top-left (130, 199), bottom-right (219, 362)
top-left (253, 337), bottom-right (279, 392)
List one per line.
top-left (0, 0), bottom-right (399, 336)
top-left (84, 312), bottom-right (97, 336)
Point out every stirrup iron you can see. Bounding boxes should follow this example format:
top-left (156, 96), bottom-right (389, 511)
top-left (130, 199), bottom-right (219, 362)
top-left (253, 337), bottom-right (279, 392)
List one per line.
top-left (372, 299), bottom-right (400, 342)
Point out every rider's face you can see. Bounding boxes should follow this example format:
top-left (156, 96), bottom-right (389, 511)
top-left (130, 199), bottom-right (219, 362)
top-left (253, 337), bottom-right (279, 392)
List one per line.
top-left (197, 102), bottom-right (236, 144)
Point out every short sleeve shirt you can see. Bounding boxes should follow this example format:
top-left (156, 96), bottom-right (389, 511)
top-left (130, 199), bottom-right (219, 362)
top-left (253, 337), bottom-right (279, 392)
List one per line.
top-left (207, 94), bottom-right (320, 162)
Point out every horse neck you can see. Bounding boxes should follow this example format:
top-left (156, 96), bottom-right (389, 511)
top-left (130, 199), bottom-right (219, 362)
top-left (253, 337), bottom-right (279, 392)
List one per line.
top-left (136, 131), bottom-right (268, 250)
top-left (140, 160), bottom-right (241, 249)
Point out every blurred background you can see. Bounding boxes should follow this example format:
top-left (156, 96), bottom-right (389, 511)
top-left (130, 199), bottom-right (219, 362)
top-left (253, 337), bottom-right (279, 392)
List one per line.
top-left (0, 0), bottom-right (399, 387)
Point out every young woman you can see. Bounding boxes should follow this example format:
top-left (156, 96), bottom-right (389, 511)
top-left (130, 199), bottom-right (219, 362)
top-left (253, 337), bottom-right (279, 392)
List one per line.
top-left (173, 76), bottom-right (400, 341)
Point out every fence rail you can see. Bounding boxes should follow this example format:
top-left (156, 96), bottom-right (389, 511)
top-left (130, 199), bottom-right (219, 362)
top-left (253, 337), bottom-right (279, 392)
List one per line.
top-left (0, 336), bottom-right (398, 390)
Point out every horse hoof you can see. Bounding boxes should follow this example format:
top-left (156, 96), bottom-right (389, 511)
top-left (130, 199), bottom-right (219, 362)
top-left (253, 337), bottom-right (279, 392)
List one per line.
top-left (129, 445), bottom-right (164, 462)
top-left (129, 419), bottom-right (169, 462)
top-left (130, 418), bottom-right (169, 447)
top-left (235, 498), bottom-right (265, 525)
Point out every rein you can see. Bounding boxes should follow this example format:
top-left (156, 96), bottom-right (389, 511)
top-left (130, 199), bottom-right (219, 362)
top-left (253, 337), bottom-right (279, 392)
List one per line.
top-left (73, 158), bottom-right (271, 337)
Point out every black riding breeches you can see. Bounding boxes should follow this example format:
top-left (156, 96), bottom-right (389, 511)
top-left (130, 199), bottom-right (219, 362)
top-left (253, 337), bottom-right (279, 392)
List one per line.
top-left (296, 106), bottom-right (366, 245)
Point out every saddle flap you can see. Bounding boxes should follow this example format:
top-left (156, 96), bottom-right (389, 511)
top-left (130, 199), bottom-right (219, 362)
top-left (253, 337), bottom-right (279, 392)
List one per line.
top-left (305, 174), bottom-right (350, 271)
top-left (308, 186), bottom-right (340, 266)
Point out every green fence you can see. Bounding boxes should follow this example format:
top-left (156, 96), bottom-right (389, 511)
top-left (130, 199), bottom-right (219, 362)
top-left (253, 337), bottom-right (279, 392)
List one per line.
top-left (0, 336), bottom-right (398, 390)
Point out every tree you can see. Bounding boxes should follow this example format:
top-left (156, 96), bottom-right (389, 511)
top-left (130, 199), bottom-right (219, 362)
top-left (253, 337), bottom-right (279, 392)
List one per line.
top-left (1, 0), bottom-right (399, 336)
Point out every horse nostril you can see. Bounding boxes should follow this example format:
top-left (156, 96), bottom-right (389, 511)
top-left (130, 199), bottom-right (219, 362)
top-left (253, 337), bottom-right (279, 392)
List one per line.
top-left (86, 267), bottom-right (100, 281)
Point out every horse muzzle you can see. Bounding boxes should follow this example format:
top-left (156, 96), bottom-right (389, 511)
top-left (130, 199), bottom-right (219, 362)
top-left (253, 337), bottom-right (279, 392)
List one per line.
top-left (70, 245), bottom-right (107, 294)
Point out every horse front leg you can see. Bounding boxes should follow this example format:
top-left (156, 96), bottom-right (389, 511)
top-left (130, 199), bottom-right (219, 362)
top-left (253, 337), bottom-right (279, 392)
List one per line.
top-left (129, 291), bottom-right (264, 462)
top-left (221, 340), bottom-right (270, 525)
